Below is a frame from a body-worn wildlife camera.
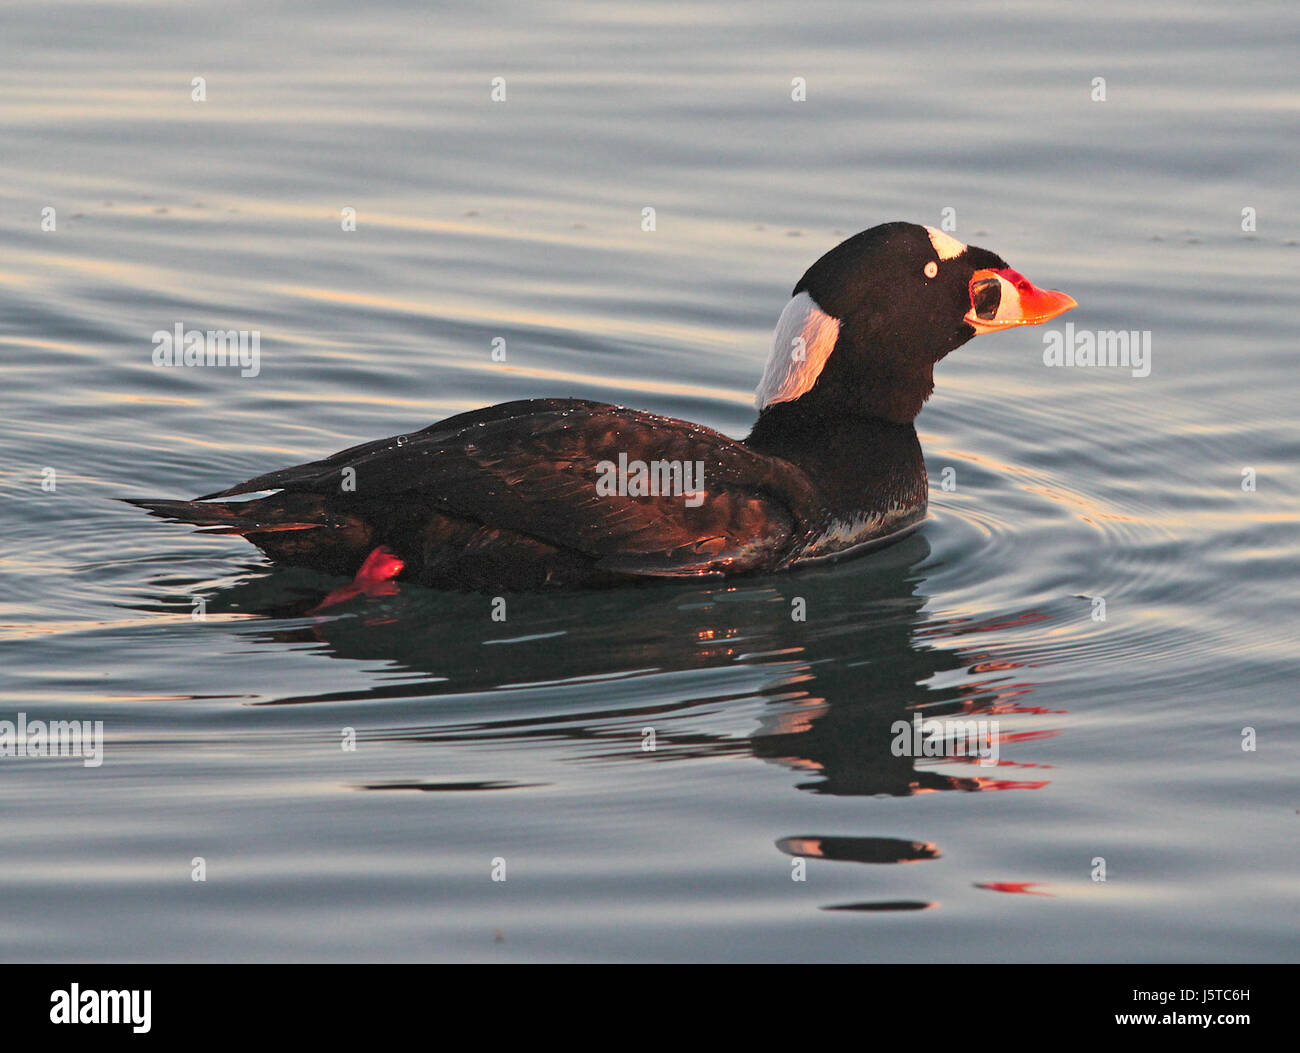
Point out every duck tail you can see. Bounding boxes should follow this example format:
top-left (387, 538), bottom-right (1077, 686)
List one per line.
top-left (122, 498), bottom-right (320, 535)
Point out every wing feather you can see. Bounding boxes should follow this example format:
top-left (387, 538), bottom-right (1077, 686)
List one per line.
top-left (198, 399), bottom-right (816, 577)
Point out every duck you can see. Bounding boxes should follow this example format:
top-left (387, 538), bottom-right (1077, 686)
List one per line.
top-left (129, 221), bottom-right (1075, 595)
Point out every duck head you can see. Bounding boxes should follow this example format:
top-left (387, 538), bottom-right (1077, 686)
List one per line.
top-left (754, 221), bottom-right (1077, 423)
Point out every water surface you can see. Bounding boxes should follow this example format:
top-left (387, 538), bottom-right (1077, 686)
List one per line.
top-left (1, 0), bottom-right (1297, 961)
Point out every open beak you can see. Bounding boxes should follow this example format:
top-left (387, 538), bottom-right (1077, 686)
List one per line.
top-left (965, 267), bottom-right (1077, 334)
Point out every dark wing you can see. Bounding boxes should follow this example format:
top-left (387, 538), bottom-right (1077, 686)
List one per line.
top-left (201, 398), bottom-right (818, 577)
top-left (196, 399), bottom-right (607, 500)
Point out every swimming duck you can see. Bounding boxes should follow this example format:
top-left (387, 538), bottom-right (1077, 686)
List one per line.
top-left (130, 221), bottom-right (1075, 593)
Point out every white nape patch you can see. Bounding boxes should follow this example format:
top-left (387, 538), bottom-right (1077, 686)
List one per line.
top-left (754, 292), bottom-right (842, 410)
top-left (923, 226), bottom-right (966, 261)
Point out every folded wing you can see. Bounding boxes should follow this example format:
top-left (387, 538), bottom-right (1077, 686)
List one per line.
top-left (190, 398), bottom-right (817, 578)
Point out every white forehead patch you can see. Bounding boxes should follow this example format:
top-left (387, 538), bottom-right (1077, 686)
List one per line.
top-left (754, 291), bottom-right (842, 410)
top-left (924, 226), bottom-right (967, 261)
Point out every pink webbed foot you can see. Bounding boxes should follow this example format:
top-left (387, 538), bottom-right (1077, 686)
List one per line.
top-left (310, 546), bottom-right (405, 613)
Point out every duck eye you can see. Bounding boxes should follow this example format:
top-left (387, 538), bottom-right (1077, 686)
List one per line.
top-left (923, 261), bottom-right (938, 278)
top-left (970, 275), bottom-right (1002, 320)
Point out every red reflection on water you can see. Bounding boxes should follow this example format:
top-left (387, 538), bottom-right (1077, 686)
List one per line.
top-left (971, 778), bottom-right (1050, 791)
top-left (916, 610), bottom-right (1051, 638)
top-left (976, 881), bottom-right (1053, 896)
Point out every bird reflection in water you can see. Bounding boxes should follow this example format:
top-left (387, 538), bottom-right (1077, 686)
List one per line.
top-left (145, 530), bottom-right (1064, 905)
